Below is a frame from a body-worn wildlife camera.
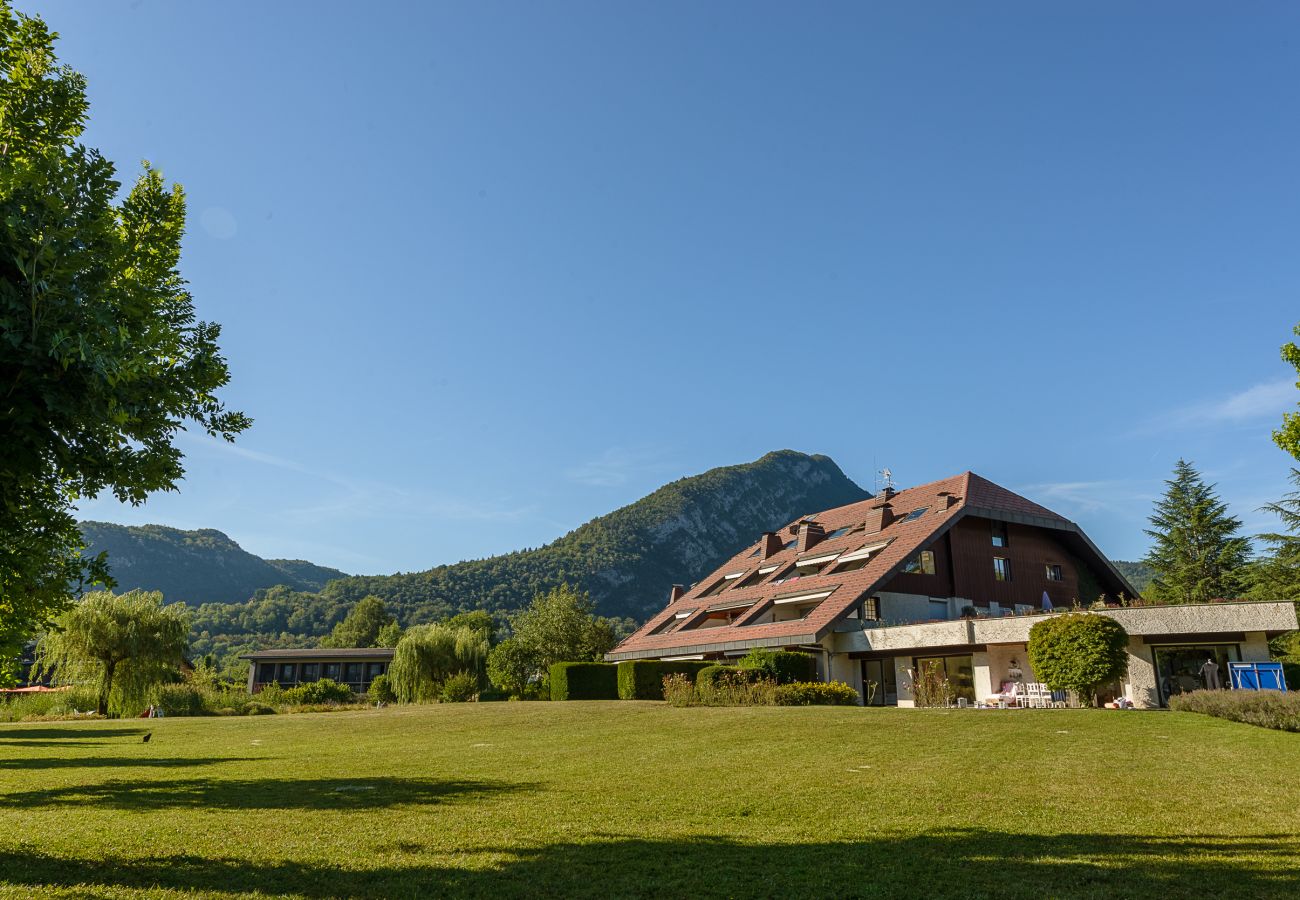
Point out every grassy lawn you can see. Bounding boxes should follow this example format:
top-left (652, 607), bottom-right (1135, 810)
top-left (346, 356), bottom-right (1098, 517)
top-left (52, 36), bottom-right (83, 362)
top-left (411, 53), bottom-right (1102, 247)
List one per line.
top-left (1, 703), bottom-right (1297, 899)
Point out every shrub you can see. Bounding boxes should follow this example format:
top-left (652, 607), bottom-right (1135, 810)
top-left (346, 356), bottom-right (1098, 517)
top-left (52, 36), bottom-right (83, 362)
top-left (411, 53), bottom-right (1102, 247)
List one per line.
top-left (671, 668), bottom-right (779, 707)
top-left (1027, 613), bottom-right (1129, 706)
top-left (154, 683), bottom-right (208, 717)
top-left (244, 702), bottom-right (276, 715)
top-left (549, 662), bottom-right (618, 701)
top-left (440, 671), bottom-right (479, 703)
top-left (775, 681), bottom-right (859, 706)
top-left (1170, 689), bottom-right (1300, 732)
top-left (368, 674), bottom-right (397, 704)
top-left (695, 664), bottom-right (740, 690)
top-left (1283, 661), bottom-right (1300, 692)
top-left (662, 673), bottom-right (696, 706)
top-left (280, 678), bottom-right (354, 706)
top-left (617, 660), bottom-right (715, 700)
top-left (737, 649), bottom-right (816, 684)
top-left (0, 686), bottom-right (102, 722)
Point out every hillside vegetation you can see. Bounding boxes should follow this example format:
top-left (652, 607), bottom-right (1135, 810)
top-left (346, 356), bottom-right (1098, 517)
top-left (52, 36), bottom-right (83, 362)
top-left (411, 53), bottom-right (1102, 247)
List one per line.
top-left (79, 522), bottom-right (348, 603)
top-left (185, 451), bottom-right (869, 668)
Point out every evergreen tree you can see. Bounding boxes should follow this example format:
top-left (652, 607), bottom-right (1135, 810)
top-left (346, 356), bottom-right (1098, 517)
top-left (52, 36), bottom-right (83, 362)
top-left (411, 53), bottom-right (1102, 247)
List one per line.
top-left (1143, 460), bottom-right (1250, 603)
top-left (1246, 468), bottom-right (1300, 604)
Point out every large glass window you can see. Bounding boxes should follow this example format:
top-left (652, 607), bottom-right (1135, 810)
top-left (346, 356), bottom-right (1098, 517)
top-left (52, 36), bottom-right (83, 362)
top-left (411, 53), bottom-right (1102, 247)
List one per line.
top-left (343, 662), bottom-right (363, 685)
top-left (862, 659), bottom-right (898, 706)
top-left (904, 550), bottom-right (935, 575)
top-left (993, 557), bottom-right (1011, 581)
top-left (366, 662), bottom-right (385, 681)
top-left (258, 663), bottom-right (278, 683)
top-left (323, 662), bottom-right (341, 681)
top-left (278, 663), bottom-right (296, 684)
top-left (300, 663), bottom-right (321, 682)
top-left (1153, 645), bottom-right (1239, 706)
top-left (913, 655), bottom-right (975, 703)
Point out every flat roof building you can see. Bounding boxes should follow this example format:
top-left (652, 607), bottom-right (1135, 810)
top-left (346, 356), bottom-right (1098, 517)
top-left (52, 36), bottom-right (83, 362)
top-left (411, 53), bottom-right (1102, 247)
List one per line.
top-left (241, 648), bottom-right (394, 695)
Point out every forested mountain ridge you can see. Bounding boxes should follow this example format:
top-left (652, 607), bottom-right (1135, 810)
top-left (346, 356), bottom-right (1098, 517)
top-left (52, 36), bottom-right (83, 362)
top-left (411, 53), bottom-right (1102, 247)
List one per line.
top-left (79, 522), bottom-right (348, 603)
top-left (317, 450), bottom-right (871, 623)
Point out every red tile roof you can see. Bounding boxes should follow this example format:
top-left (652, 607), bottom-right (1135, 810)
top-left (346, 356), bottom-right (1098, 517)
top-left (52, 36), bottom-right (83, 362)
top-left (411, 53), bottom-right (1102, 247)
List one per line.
top-left (607, 472), bottom-right (1091, 660)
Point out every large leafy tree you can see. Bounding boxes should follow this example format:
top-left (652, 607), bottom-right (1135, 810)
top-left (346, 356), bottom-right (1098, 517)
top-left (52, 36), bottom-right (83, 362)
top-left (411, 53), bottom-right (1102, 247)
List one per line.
top-left (486, 584), bottom-right (618, 698)
top-left (1027, 613), bottom-right (1129, 707)
top-left (1275, 323), bottom-right (1300, 460)
top-left (0, 3), bottom-right (248, 678)
top-left (1143, 460), bottom-right (1250, 603)
top-left (321, 595), bottom-right (393, 648)
top-left (388, 623), bottom-right (490, 703)
top-left (32, 590), bottom-right (189, 716)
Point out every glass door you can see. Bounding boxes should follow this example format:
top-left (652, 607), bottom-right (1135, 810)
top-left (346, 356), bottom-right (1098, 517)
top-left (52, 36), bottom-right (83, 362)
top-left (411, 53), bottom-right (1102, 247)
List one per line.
top-left (861, 660), bottom-right (898, 706)
top-left (1153, 645), bottom-right (1239, 706)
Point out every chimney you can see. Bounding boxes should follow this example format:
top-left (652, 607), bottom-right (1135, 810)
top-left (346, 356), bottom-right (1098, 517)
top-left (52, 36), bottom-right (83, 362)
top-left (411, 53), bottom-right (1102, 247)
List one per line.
top-left (882, 485), bottom-right (896, 501)
top-left (796, 521), bottom-right (826, 553)
top-left (758, 531), bottom-right (783, 559)
top-left (667, 584), bottom-right (685, 606)
top-left (864, 502), bottom-right (894, 533)
top-left (937, 491), bottom-right (956, 510)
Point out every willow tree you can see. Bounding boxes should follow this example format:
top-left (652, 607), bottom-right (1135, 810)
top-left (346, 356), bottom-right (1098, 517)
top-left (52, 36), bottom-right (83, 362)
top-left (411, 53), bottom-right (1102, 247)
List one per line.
top-left (33, 590), bottom-right (189, 716)
top-left (388, 624), bottom-right (490, 703)
top-left (0, 3), bottom-right (248, 682)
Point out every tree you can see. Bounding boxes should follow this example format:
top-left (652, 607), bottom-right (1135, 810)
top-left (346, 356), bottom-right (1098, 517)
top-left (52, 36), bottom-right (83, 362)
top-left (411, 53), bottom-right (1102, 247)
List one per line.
top-left (485, 584), bottom-right (618, 697)
top-left (375, 621), bottom-right (404, 648)
top-left (321, 596), bottom-right (393, 648)
top-left (1247, 468), bottom-right (1300, 605)
top-left (1275, 323), bottom-right (1300, 461)
top-left (0, 4), bottom-right (248, 680)
top-left (388, 623), bottom-right (490, 703)
top-left (442, 610), bottom-right (496, 644)
top-left (1027, 613), bottom-right (1129, 706)
top-left (32, 590), bottom-right (189, 716)
top-left (1143, 460), bottom-right (1250, 603)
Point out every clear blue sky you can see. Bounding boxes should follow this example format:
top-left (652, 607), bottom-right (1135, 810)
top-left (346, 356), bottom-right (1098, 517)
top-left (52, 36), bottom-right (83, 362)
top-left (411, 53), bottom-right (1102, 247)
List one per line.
top-left (41, 0), bottom-right (1300, 573)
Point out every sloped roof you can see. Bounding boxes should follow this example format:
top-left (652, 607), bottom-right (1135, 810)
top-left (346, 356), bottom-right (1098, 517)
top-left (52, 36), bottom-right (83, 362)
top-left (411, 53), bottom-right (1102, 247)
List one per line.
top-left (607, 472), bottom-right (1132, 660)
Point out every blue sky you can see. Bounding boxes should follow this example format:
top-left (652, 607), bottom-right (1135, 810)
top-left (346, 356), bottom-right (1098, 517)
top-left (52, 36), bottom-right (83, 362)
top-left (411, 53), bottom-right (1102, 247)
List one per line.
top-left (41, 0), bottom-right (1300, 573)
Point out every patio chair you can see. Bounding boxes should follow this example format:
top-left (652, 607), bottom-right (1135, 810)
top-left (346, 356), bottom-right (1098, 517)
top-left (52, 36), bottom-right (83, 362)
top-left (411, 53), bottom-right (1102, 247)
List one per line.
top-left (1024, 683), bottom-right (1048, 709)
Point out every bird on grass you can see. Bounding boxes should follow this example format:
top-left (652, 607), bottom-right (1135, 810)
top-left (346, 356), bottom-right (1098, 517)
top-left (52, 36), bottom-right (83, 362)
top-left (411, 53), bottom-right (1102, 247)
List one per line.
top-left (142, 732), bottom-right (152, 743)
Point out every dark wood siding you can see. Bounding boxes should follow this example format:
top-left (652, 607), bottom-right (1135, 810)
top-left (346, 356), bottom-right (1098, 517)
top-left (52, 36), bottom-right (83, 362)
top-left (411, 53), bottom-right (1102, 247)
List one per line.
top-left (880, 530), bottom-right (955, 598)
top-left (947, 516), bottom-right (1079, 608)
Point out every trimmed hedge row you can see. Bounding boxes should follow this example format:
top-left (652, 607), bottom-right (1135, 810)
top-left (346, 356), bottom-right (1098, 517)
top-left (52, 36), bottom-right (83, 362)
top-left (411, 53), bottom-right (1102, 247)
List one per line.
top-left (737, 649), bottom-right (817, 684)
top-left (774, 681), bottom-right (859, 706)
top-left (617, 660), bottom-right (715, 700)
top-left (550, 662), bottom-right (618, 701)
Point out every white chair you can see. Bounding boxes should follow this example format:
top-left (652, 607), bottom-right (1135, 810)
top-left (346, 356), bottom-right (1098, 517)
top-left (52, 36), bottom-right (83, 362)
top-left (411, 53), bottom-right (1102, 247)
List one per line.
top-left (1024, 683), bottom-right (1048, 709)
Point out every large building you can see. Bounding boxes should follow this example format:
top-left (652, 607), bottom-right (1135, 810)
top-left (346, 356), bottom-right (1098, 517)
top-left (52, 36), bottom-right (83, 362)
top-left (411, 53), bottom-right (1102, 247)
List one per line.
top-left (607, 472), bottom-right (1297, 707)
top-left (242, 648), bottom-right (393, 694)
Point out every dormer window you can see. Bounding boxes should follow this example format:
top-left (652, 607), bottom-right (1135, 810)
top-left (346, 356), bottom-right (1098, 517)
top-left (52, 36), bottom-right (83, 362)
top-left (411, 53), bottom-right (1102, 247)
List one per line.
top-left (734, 564), bottom-right (779, 589)
top-left (698, 572), bottom-right (744, 597)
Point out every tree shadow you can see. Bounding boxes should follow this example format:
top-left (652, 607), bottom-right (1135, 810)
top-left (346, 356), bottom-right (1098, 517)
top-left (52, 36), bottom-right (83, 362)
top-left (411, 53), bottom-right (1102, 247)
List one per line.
top-left (1, 830), bottom-right (1297, 898)
top-left (0, 727), bottom-right (146, 740)
top-left (0, 776), bottom-right (527, 811)
top-left (0, 756), bottom-right (265, 770)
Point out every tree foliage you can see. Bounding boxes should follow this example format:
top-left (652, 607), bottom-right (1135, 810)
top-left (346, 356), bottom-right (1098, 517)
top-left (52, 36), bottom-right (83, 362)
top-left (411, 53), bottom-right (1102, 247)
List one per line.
top-left (0, 3), bottom-right (247, 678)
top-left (1247, 468), bottom-right (1300, 606)
top-left (32, 590), bottom-right (189, 716)
top-left (388, 623), bottom-right (489, 703)
top-left (321, 595), bottom-right (393, 648)
top-left (486, 585), bottom-right (619, 698)
top-left (1027, 613), bottom-right (1129, 706)
top-left (1275, 323), bottom-right (1300, 461)
top-left (1143, 460), bottom-right (1250, 603)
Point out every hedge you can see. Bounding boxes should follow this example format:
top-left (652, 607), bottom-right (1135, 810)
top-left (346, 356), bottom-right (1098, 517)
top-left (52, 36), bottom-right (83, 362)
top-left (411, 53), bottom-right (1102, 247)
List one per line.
top-left (775, 681), bottom-right (859, 706)
top-left (550, 662), bottom-right (618, 701)
top-left (736, 649), bottom-right (817, 684)
top-left (696, 665), bottom-right (758, 690)
top-left (617, 660), bottom-right (715, 700)
top-left (1169, 689), bottom-right (1300, 732)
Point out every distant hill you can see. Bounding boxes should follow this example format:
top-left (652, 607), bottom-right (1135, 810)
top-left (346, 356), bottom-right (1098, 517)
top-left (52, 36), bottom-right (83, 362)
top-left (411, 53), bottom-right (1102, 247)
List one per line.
top-left (1112, 560), bottom-right (1154, 595)
top-left (318, 450), bottom-right (872, 624)
top-left (79, 522), bottom-right (348, 604)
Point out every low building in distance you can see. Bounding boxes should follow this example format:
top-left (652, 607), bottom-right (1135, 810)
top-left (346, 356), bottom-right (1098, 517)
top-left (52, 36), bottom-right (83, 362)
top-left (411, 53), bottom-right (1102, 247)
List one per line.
top-left (607, 472), bottom-right (1297, 708)
top-left (242, 648), bottom-right (393, 695)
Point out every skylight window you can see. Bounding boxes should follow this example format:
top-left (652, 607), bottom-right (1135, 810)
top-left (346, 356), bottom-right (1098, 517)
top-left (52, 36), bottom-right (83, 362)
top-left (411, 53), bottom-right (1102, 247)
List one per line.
top-left (824, 526), bottom-right (853, 539)
top-left (902, 506), bottom-right (929, 522)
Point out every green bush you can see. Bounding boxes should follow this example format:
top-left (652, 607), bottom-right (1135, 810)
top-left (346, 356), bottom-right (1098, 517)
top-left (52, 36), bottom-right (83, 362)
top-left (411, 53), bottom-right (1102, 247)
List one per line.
top-left (280, 678), bottom-right (354, 705)
top-left (154, 683), bottom-right (208, 717)
top-left (1027, 613), bottom-right (1129, 706)
top-left (440, 671), bottom-right (480, 703)
top-left (669, 668), bottom-right (778, 707)
top-left (737, 649), bottom-right (816, 684)
top-left (616, 660), bottom-right (715, 700)
top-left (1283, 661), bottom-right (1300, 692)
top-left (367, 674), bottom-right (397, 704)
top-left (775, 681), bottom-right (859, 706)
top-left (549, 662), bottom-right (618, 700)
top-left (1169, 689), bottom-right (1300, 732)
top-left (0, 687), bottom-right (101, 722)
top-left (695, 665), bottom-right (752, 690)
top-left (244, 702), bottom-right (276, 715)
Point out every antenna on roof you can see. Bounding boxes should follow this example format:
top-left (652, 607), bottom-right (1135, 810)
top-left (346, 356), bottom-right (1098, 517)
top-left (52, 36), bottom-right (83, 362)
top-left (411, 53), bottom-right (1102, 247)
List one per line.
top-left (877, 468), bottom-right (894, 493)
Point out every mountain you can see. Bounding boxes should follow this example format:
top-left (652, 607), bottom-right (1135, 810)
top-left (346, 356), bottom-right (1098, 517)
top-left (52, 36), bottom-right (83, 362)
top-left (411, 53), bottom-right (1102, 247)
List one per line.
top-left (317, 450), bottom-right (871, 624)
top-left (78, 522), bottom-right (348, 604)
top-left (1112, 560), bottom-right (1154, 595)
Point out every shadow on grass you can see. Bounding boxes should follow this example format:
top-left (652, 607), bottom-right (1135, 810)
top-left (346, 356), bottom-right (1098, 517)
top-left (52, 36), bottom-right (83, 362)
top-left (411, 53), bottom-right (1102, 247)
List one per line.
top-left (0, 727), bottom-right (146, 740)
top-left (0, 756), bottom-right (264, 770)
top-left (0, 776), bottom-right (526, 811)
top-left (1, 831), bottom-right (1297, 898)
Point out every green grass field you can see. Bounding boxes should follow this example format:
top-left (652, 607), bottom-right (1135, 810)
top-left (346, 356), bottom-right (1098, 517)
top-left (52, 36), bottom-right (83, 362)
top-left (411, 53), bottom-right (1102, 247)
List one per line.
top-left (1, 703), bottom-right (1297, 898)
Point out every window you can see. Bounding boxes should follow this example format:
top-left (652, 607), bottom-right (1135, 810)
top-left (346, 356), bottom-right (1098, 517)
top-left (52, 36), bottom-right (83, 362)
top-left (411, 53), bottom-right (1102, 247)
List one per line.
top-left (698, 578), bottom-right (731, 598)
top-left (735, 565), bottom-right (778, 589)
top-left (278, 663), bottom-right (297, 683)
top-left (904, 550), bottom-right (935, 575)
top-left (831, 555), bottom-right (870, 574)
top-left (902, 506), bottom-right (930, 523)
top-left (782, 539), bottom-right (797, 551)
top-left (772, 557), bottom-right (833, 584)
top-left (993, 557), bottom-right (1011, 581)
top-left (258, 663), bottom-right (278, 683)
top-left (366, 662), bottom-right (385, 681)
top-left (862, 596), bottom-right (880, 620)
top-left (323, 662), bottom-right (341, 681)
top-left (992, 522), bottom-right (1009, 548)
top-left (824, 526), bottom-right (852, 539)
top-left (1045, 564), bottom-right (1063, 582)
top-left (343, 662), bottom-right (363, 684)
top-left (300, 663), bottom-right (321, 683)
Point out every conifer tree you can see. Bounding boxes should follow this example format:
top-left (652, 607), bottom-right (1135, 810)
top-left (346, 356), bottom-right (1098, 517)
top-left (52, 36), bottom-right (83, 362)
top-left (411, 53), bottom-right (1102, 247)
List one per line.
top-left (1143, 460), bottom-right (1250, 603)
top-left (1246, 468), bottom-right (1300, 604)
